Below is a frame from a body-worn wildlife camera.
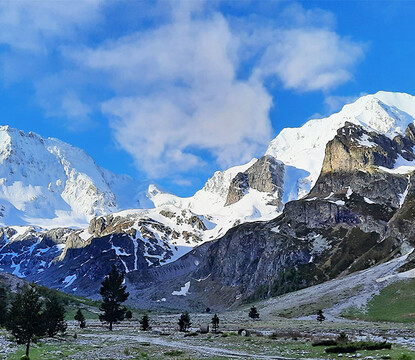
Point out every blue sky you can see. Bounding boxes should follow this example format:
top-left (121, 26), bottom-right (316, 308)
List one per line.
top-left (0, 0), bottom-right (415, 196)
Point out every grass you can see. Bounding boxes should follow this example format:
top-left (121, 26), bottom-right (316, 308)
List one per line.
top-left (343, 278), bottom-right (415, 323)
top-left (8, 342), bottom-right (91, 360)
top-left (6, 330), bottom-right (415, 360)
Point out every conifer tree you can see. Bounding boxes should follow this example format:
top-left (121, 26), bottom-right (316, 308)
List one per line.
top-left (317, 309), bottom-right (325, 322)
top-left (178, 312), bottom-right (191, 332)
top-left (99, 265), bottom-right (129, 331)
top-left (211, 313), bottom-right (220, 333)
top-left (248, 306), bottom-right (259, 320)
top-left (0, 286), bottom-right (7, 327)
top-left (6, 286), bottom-right (46, 358)
top-left (139, 314), bottom-right (151, 331)
top-left (43, 294), bottom-right (67, 337)
top-left (125, 310), bottom-right (132, 320)
top-left (74, 309), bottom-right (86, 328)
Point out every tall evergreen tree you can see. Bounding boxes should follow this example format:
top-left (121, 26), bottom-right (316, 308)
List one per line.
top-left (6, 286), bottom-right (46, 358)
top-left (0, 286), bottom-right (8, 327)
top-left (178, 312), bottom-right (191, 332)
top-left (74, 309), bottom-right (86, 328)
top-left (43, 294), bottom-right (67, 337)
top-left (248, 306), bottom-right (259, 320)
top-left (211, 314), bottom-right (220, 333)
top-left (99, 265), bottom-right (129, 331)
top-left (139, 314), bottom-right (151, 331)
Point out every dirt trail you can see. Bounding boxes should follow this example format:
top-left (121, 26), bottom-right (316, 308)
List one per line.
top-left (80, 332), bottom-right (299, 360)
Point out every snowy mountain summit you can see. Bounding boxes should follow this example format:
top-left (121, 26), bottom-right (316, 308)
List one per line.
top-left (0, 126), bottom-right (147, 227)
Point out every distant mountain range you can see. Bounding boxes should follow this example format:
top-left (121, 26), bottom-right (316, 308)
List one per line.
top-left (2, 91), bottom-right (415, 310)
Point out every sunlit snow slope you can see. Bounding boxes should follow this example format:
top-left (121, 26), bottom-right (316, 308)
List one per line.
top-left (0, 126), bottom-right (149, 227)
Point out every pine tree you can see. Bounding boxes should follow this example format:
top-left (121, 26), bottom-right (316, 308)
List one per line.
top-left (316, 309), bottom-right (325, 323)
top-left (178, 312), bottom-right (191, 332)
top-left (99, 265), bottom-right (129, 331)
top-left (74, 309), bottom-right (86, 328)
top-left (248, 306), bottom-right (259, 320)
top-left (0, 286), bottom-right (7, 327)
top-left (125, 310), bottom-right (132, 320)
top-left (6, 286), bottom-right (46, 358)
top-left (139, 314), bottom-right (151, 331)
top-left (211, 313), bottom-right (220, 333)
top-left (43, 294), bottom-right (67, 337)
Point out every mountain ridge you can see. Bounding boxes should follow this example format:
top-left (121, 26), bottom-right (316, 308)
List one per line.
top-left (2, 91), bottom-right (415, 310)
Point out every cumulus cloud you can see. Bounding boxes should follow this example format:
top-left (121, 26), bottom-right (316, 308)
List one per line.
top-left (253, 29), bottom-right (364, 92)
top-left (90, 11), bottom-right (273, 176)
top-left (0, 0), bottom-right (103, 53)
top-left (0, 1), bottom-right (365, 180)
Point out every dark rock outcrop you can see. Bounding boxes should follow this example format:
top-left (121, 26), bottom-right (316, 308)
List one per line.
top-left (225, 155), bottom-right (285, 207)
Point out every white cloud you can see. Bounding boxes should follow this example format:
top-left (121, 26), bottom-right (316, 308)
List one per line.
top-left (94, 12), bottom-right (273, 177)
top-left (253, 28), bottom-right (364, 92)
top-left (0, 0), bottom-right (103, 53)
top-left (0, 1), bottom-right (365, 180)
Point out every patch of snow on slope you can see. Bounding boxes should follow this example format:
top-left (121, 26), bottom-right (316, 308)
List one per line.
top-left (63, 274), bottom-right (77, 288)
top-left (358, 133), bottom-right (377, 148)
top-left (172, 281), bottom-right (191, 296)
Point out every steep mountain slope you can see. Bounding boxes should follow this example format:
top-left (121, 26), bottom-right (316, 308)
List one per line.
top-left (184, 120), bottom-right (415, 308)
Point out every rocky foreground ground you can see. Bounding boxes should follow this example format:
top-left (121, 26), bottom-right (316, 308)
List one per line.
top-left (2, 315), bottom-right (415, 360)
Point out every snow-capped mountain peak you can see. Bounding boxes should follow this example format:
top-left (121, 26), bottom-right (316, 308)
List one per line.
top-left (265, 91), bottom-right (415, 197)
top-left (0, 126), bottom-right (145, 227)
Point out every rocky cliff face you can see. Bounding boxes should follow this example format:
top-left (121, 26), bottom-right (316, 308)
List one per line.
top-left (225, 155), bottom-right (285, 208)
top-left (0, 204), bottom-right (214, 296)
top-left (178, 121), bottom-right (415, 309)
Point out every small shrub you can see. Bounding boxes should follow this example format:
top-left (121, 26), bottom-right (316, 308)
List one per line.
top-left (123, 347), bottom-right (130, 355)
top-left (397, 354), bottom-right (412, 360)
top-left (337, 332), bottom-right (349, 343)
top-left (221, 333), bottom-right (229, 338)
top-left (20, 356), bottom-right (30, 360)
top-left (184, 331), bottom-right (198, 337)
top-left (312, 340), bottom-right (337, 347)
top-left (325, 344), bottom-right (358, 353)
top-left (164, 350), bottom-right (185, 356)
top-left (325, 341), bottom-right (392, 353)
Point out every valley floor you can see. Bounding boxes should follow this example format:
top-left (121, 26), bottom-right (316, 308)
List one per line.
top-left (2, 316), bottom-right (415, 360)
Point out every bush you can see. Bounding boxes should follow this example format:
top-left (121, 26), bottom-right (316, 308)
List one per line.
top-left (325, 341), bottom-right (391, 353)
top-left (184, 331), bottom-right (198, 337)
top-left (164, 350), bottom-right (185, 356)
top-left (20, 356), bottom-right (30, 360)
top-left (337, 332), bottom-right (349, 343)
top-left (325, 344), bottom-right (358, 353)
top-left (398, 355), bottom-right (413, 360)
top-left (312, 340), bottom-right (337, 347)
